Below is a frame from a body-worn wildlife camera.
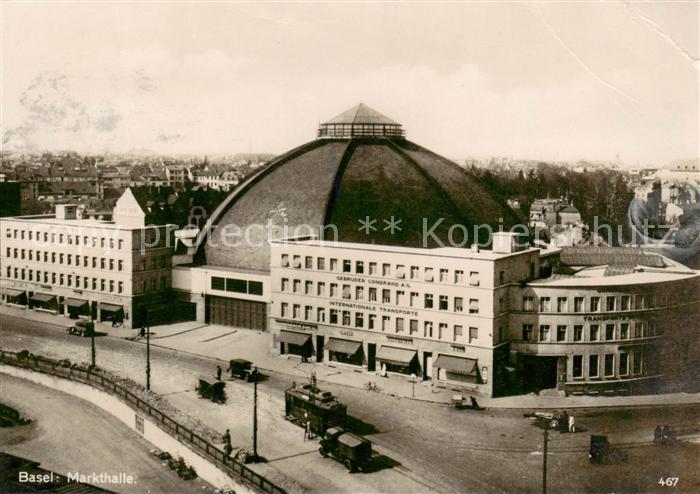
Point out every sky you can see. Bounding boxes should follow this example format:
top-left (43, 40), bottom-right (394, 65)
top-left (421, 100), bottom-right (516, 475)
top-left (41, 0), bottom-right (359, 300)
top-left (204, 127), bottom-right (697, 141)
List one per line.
top-left (1, 1), bottom-right (698, 166)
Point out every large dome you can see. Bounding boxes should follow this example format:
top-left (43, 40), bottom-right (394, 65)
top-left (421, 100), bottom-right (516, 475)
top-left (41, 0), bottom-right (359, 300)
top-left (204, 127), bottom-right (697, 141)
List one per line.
top-left (198, 104), bottom-right (521, 270)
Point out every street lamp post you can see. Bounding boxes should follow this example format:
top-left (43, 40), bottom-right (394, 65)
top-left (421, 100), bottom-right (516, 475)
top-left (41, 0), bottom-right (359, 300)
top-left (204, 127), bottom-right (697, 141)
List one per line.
top-left (142, 308), bottom-right (151, 392)
top-left (90, 303), bottom-right (96, 369)
top-left (252, 368), bottom-right (259, 461)
top-left (542, 422), bottom-right (549, 494)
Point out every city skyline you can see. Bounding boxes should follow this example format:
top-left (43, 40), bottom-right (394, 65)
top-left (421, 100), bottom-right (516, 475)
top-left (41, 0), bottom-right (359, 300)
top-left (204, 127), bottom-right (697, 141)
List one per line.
top-left (1, 2), bottom-right (698, 165)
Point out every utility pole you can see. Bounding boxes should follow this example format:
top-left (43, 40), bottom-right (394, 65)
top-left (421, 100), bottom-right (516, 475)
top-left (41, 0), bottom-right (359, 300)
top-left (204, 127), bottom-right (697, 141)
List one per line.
top-left (90, 304), bottom-right (96, 369)
top-left (253, 368), bottom-right (258, 461)
top-left (542, 422), bottom-right (549, 494)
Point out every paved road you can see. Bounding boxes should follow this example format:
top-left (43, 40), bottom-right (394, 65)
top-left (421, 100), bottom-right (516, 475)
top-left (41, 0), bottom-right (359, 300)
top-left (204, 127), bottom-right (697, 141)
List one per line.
top-left (0, 374), bottom-right (213, 493)
top-left (2, 312), bottom-right (699, 493)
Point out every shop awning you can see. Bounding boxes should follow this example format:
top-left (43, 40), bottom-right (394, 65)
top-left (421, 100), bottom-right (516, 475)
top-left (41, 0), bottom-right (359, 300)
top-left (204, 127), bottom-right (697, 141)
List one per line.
top-left (30, 293), bottom-right (56, 303)
top-left (99, 303), bottom-right (123, 313)
top-left (278, 330), bottom-right (311, 346)
top-left (5, 288), bottom-right (24, 297)
top-left (64, 298), bottom-right (88, 308)
top-left (326, 338), bottom-right (362, 355)
top-left (376, 346), bottom-right (417, 366)
top-left (434, 355), bottom-right (478, 376)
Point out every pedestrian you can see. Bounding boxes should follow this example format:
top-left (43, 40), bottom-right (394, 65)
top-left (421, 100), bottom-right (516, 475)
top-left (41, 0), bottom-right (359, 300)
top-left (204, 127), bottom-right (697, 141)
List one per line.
top-left (568, 414), bottom-right (575, 433)
top-left (559, 410), bottom-right (569, 433)
top-left (304, 411), bottom-right (310, 441)
top-left (470, 396), bottom-right (480, 410)
top-left (224, 442), bottom-right (233, 460)
top-left (216, 365), bottom-right (222, 381)
top-left (654, 425), bottom-right (663, 444)
top-left (223, 428), bottom-right (231, 446)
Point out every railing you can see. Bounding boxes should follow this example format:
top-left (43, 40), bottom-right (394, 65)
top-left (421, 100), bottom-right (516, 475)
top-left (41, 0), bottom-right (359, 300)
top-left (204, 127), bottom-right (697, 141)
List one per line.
top-left (0, 350), bottom-right (286, 494)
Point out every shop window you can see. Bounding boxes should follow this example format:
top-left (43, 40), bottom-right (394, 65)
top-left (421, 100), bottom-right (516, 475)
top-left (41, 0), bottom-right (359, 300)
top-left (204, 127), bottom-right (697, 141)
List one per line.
top-left (573, 355), bottom-right (583, 378)
top-left (589, 355), bottom-right (599, 378)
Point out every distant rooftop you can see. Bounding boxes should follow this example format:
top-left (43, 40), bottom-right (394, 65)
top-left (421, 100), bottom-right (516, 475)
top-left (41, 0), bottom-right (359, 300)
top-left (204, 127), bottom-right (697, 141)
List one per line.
top-left (318, 103), bottom-right (404, 139)
top-left (560, 246), bottom-right (666, 268)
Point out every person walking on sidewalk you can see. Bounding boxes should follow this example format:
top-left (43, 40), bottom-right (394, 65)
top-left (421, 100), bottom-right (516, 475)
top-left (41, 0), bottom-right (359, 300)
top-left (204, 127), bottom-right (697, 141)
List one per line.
top-left (216, 365), bottom-right (222, 381)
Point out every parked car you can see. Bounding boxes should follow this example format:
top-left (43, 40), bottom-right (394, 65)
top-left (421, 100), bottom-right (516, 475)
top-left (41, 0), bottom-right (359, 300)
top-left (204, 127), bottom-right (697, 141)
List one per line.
top-left (66, 320), bottom-right (95, 337)
top-left (318, 427), bottom-right (372, 473)
top-left (227, 359), bottom-right (258, 382)
top-left (196, 377), bottom-right (226, 403)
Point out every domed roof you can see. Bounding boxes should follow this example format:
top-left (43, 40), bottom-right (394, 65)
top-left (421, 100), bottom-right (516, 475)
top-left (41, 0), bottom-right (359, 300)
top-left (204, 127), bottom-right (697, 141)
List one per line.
top-left (197, 104), bottom-right (521, 271)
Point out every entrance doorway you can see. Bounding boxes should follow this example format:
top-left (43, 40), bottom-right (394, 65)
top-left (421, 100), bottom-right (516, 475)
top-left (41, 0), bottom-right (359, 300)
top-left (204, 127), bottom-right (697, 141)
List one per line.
top-left (423, 352), bottom-right (433, 380)
top-left (316, 335), bottom-right (324, 362)
top-left (367, 344), bottom-right (376, 372)
top-left (522, 355), bottom-right (559, 392)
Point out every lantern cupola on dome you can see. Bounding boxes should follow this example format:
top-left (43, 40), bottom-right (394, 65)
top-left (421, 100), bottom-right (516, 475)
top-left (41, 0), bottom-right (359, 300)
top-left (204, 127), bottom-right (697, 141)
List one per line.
top-left (317, 103), bottom-right (404, 139)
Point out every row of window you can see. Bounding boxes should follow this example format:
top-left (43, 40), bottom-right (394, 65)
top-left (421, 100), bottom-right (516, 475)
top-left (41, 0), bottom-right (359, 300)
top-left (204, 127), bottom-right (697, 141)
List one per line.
top-left (521, 321), bottom-right (658, 343)
top-left (5, 228), bottom-right (125, 250)
top-left (279, 303), bottom-right (480, 344)
top-left (522, 294), bottom-right (653, 313)
top-left (3, 248), bottom-right (170, 272)
top-left (279, 278), bottom-right (481, 313)
top-left (211, 276), bottom-right (263, 296)
top-left (4, 266), bottom-right (169, 294)
top-left (571, 351), bottom-right (647, 379)
top-left (280, 254), bottom-right (483, 285)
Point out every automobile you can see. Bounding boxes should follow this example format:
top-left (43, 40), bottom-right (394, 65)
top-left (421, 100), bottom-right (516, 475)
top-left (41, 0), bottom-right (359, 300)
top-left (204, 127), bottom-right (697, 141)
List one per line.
top-left (318, 427), bottom-right (372, 473)
top-left (227, 359), bottom-right (258, 382)
top-left (66, 320), bottom-right (95, 337)
top-left (589, 434), bottom-right (628, 464)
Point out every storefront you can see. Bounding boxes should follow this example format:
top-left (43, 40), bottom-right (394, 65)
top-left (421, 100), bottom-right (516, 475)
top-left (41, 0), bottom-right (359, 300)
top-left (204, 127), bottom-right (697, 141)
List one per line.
top-left (278, 330), bottom-right (313, 359)
top-left (99, 303), bottom-right (124, 324)
top-left (64, 297), bottom-right (89, 318)
top-left (326, 338), bottom-right (364, 366)
top-left (375, 345), bottom-right (419, 376)
top-left (434, 354), bottom-right (480, 384)
top-left (4, 288), bottom-right (26, 306)
top-left (29, 293), bottom-right (57, 312)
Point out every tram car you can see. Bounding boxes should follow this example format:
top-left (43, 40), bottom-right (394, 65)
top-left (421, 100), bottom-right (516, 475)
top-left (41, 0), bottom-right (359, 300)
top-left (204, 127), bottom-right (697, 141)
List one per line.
top-left (284, 383), bottom-right (347, 435)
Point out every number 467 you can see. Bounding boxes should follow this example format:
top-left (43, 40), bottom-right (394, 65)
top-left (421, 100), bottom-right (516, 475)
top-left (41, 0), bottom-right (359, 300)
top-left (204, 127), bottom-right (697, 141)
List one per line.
top-left (659, 478), bottom-right (679, 487)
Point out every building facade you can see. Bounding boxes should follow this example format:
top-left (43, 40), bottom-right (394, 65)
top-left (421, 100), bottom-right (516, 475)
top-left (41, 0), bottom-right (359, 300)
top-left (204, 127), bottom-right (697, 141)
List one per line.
top-left (0, 190), bottom-right (175, 329)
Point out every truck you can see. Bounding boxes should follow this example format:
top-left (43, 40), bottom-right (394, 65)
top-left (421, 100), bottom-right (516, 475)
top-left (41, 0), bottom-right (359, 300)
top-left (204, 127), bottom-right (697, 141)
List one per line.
top-left (318, 427), bottom-right (372, 473)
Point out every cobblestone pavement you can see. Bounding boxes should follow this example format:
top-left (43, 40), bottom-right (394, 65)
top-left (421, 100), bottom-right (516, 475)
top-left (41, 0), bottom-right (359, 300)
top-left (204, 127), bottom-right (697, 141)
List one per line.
top-left (2, 308), bottom-right (700, 493)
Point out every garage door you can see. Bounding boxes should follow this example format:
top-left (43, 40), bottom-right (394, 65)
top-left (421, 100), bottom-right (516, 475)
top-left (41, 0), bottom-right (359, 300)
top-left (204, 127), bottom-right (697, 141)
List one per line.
top-left (206, 296), bottom-right (267, 330)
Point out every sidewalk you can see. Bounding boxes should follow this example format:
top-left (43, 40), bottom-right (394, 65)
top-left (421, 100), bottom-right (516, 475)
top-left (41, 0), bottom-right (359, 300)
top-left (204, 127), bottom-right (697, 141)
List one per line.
top-left (4, 304), bottom-right (700, 410)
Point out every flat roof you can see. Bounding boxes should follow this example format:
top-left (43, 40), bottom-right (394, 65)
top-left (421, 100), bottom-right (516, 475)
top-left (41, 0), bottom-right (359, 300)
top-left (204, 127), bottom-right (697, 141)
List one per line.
top-left (271, 238), bottom-right (553, 262)
top-left (0, 215), bottom-right (174, 231)
top-left (528, 268), bottom-right (699, 287)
